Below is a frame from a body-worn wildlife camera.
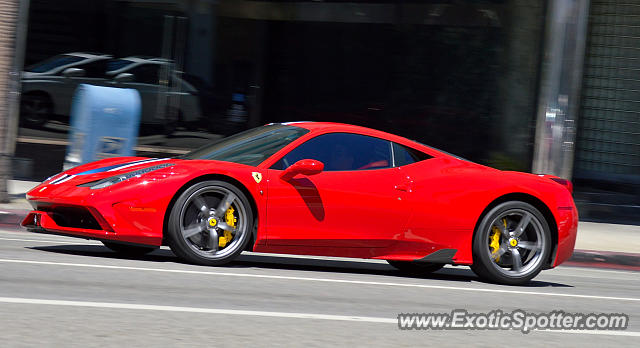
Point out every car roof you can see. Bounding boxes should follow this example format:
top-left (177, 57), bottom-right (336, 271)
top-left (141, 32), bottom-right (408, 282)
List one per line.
top-left (276, 121), bottom-right (448, 158)
top-left (117, 56), bottom-right (172, 64)
top-left (66, 52), bottom-right (112, 59)
top-left (284, 121), bottom-right (382, 133)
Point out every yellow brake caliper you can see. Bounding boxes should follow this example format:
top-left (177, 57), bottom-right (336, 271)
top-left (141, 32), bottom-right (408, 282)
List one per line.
top-left (218, 206), bottom-right (237, 248)
top-left (489, 218), bottom-right (506, 262)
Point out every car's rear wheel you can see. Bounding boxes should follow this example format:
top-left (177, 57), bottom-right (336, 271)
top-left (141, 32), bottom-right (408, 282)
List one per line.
top-left (471, 201), bottom-right (551, 285)
top-left (387, 260), bottom-right (444, 274)
top-left (167, 180), bottom-right (253, 266)
top-left (102, 241), bottom-right (158, 256)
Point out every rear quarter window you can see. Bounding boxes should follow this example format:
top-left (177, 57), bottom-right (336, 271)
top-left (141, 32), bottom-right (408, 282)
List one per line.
top-left (393, 143), bottom-right (432, 167)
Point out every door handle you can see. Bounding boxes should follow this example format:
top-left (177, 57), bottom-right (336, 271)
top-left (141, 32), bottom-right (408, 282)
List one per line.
top-left (395, 176), bottom-right (413, 192)
top-left (394, 183), bottom-right (409, 192)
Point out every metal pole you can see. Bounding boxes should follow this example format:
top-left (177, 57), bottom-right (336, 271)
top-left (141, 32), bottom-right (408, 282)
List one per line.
top-left (532, 0), bottom-right (590, 179)
top-left (6, 0), bottom-right (29, 155)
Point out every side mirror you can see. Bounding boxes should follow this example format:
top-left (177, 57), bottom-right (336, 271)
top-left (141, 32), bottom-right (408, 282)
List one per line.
top-left (62, 67), bottom-right (85, 78)
top-left (113, 72), bottom-right (135, 83)
top-left (280, 159), bottom-right (324, 181)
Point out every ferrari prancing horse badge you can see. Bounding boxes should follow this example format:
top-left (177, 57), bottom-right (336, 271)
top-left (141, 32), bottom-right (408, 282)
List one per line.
top-left (252, 172), bottom-right (262, 183)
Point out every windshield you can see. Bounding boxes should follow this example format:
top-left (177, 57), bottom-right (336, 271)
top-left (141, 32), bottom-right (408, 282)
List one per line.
top-left (25, 54), bottom-right (85, 73)
top-left (182, 124), bottom-right (309, 166)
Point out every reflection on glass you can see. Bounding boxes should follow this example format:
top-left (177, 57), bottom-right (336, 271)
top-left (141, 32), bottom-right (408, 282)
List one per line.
top-left (182, 124), bottom-right (309, 166)
top-left (106, 59), bottom-right (136, 72)
top-left (25, 54), bottom-right (85, 73)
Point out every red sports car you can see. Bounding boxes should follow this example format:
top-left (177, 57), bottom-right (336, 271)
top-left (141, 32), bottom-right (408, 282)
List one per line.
top-left (22, 122), bottom-right (577, 285)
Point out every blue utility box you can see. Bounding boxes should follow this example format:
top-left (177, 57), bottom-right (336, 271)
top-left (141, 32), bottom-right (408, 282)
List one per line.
top-left (64, 84), bottom-right (141, 169)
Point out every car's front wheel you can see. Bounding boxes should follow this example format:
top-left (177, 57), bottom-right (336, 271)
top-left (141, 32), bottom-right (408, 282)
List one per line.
top-left (471, 201), bottom-right (551, 285)
top-left (167, 180), bottom-right (253, 266)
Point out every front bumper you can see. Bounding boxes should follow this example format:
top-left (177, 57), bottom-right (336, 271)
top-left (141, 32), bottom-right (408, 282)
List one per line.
top-left (22, 209), bottom-right (116, 241)
top-left (22, 202), bottom-right (165, 246)
top-left (22, 177), bottom-right (179, 246)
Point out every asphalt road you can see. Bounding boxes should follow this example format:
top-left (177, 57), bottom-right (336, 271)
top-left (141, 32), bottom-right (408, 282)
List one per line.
top-left (1, 229), bottom-right (638, 347)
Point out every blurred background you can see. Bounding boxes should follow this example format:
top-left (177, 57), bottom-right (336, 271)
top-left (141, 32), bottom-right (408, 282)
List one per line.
top-left (0, 0), bottom-right (638, 224)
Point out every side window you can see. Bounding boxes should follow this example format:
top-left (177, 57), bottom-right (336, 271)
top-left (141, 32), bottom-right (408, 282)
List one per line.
top-left (392, 143), bottom-right (432, 167)
top-left (272, 133), bottom-right (392, 171)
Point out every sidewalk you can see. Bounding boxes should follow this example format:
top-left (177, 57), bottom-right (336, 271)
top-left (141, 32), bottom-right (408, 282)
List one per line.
top-left (1, 180), bottom-right (639, 270)
top-left (2, 179), bottom-right (37, 210)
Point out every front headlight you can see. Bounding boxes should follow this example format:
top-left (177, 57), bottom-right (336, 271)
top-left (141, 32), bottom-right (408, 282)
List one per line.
top-left (78, 163), bottom-right (174, 190)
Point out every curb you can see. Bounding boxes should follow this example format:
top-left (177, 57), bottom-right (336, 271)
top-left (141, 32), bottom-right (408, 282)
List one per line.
top-left (1, 209), bottom-right (638, 271)
top-left (0, 209), bottom-right (27, 228)
top-left (566, 249), bottom-right (640, 272)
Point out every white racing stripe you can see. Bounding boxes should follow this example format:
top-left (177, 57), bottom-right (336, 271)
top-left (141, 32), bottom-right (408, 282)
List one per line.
top-left (0, 258), bottom-right (638, 303)
top-left (48, 174), bottom-right (68, 184)
top-left (106, 158), bottom-right (168, 172)
top-left (0, 297), bottom-right (394, 323)
top-left (50, 174), bottom-right (75, 185)
top-left (0, 297), bottom-right (639, 337)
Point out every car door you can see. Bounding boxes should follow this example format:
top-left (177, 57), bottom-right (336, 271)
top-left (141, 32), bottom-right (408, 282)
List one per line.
top-left (265, 132), bottom-right (412, 248)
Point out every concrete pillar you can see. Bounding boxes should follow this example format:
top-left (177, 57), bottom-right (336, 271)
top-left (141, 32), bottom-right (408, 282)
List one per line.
top-left (0, 0), bottom-right (28, 202)
top-left (532, 0), bottom-right (590, 179)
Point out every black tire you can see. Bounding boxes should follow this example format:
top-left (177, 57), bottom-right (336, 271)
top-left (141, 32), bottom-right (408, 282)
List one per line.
top-left (387, 260), bottom-right (444, 274)
top-left (471, 201), bottom-right (551, 285)
top-left (102, 241), bottom-right (158, 256)
top-left (20, 92), bottom-right (52, 128)
top-left (167, 180), bottom-right (253, 266)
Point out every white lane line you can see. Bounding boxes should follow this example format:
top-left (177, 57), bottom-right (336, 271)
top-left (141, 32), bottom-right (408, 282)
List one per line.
top-left (1, 233), bottom-right (637, 280)
top-left (0, 230), bottom-right (80, 239)
top-left (0, 297), bottom-right (394, 324)
top-left (540, 272), bottom-right (640, 282)
top-left (0, 297), bottom-right (639, 337)
top-left (1, 238), bottom-right (636, 282)
top-left (0, 258), bottom-right (638, 303)
top-left (0, 237), bottom-right (92, 245)
top-left (1, 231), bottom-right (637, 272)
top-left (0, 235), bottom-right (167, 249)
top-left (541, 267), bottom-right (640, 281)
top-left (554, 267), bottom-right (640, 276)
top-left (537, 329), bottom-right (640, 337)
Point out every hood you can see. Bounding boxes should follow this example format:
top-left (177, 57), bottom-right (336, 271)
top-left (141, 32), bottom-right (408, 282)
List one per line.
top-left (46, 157), bottom-right (177, 186)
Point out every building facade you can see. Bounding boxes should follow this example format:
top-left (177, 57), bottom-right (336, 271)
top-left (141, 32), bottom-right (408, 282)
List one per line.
top-left (573, 0), bottom-right (640, 223)
top-left (2, 0), bottom-right (639, 223)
